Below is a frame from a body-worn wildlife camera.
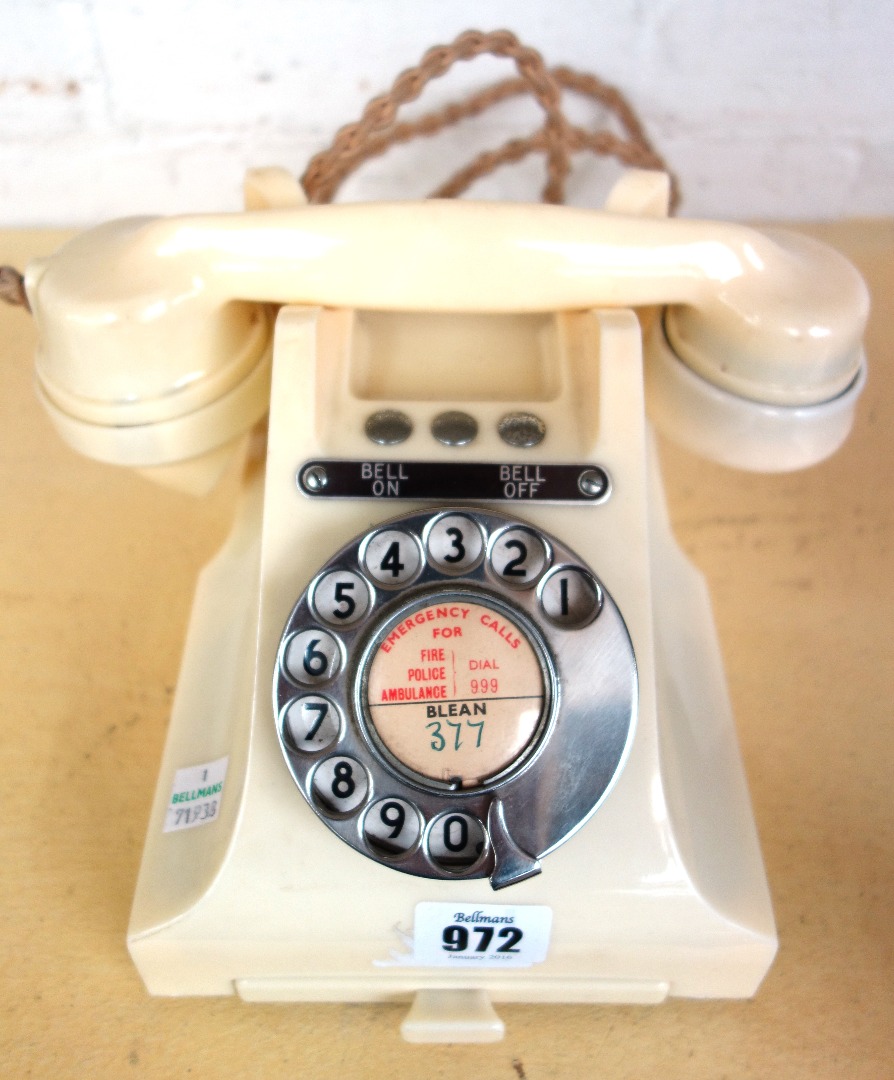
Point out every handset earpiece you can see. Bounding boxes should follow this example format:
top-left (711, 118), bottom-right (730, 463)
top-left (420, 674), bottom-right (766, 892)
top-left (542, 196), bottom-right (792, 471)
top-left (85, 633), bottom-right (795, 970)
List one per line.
top-left (645, 226), bottom-right (868, 471)
top-left (644, 316), bottom-right (867, 471)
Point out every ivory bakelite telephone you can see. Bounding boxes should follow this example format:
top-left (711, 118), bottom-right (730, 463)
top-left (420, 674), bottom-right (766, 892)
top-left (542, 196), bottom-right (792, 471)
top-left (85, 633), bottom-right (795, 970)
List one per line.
top-left (23, 167), bottom-right (868, 1041)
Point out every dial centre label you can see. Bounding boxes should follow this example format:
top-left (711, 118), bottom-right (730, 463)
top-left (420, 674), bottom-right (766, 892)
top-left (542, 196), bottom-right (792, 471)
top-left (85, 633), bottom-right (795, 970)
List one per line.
top-left (366, 597), bottom-right (546, 787)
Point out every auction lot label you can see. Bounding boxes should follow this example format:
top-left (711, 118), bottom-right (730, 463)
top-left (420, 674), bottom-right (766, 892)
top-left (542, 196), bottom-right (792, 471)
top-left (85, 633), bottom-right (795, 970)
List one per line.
top-left (412, 902), bottom-right (553, 967)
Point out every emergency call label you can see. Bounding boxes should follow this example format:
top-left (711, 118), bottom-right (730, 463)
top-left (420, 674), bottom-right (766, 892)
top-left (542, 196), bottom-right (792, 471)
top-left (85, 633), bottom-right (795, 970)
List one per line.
top-left (366, 598), bottom-right (545, 787)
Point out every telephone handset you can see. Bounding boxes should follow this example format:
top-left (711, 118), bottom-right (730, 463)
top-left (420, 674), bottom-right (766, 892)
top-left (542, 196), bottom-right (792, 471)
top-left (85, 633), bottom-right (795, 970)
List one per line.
top-left (27, 172), bottom-right (867, 485)
top-left (23, 168), bottom-right (869, 1033)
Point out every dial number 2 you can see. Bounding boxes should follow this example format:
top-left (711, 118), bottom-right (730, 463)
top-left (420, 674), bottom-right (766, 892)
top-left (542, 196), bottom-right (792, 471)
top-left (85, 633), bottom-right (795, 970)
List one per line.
top-left (490, 528), bottom-right (546, 587)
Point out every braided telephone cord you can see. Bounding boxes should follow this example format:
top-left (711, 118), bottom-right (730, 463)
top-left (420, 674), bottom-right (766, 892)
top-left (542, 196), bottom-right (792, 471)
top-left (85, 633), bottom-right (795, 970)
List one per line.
top-left (301, 29), bottom-right (679, 210)
top-left (0, 266), bottom-right (29, 310)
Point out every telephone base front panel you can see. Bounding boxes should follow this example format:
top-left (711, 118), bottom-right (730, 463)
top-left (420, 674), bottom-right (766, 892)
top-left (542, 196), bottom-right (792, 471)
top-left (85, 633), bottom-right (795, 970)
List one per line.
top-left (127, 304), bottom-right (776, 1035)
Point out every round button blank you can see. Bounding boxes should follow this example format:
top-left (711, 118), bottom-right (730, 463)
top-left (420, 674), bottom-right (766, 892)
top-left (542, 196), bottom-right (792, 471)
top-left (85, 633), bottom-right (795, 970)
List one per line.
top-left (312, 756), bottom-right (369, 815)
top-left (312, 570), bottom-right (371, 627)
top-left (426, 514), bottom-right (485, 574)
top-left (363, 797), bottom-right (422, 857)
top-left (431, 410), bottom-right (478, 446)
top-left (283, 629), bottom-right (341, 686)
top-left (498, 412), bottom-right (546, 448)
top-left (539, 566), bottom-right (603, 627)
top-left (490, 527), bottom-right (548, 587)
top-left (363, 529), bottom-right (422, 587)
top-left (282, 695), bottom-right (341, 752)
top-left (364, 409), bottom-right (412, 445)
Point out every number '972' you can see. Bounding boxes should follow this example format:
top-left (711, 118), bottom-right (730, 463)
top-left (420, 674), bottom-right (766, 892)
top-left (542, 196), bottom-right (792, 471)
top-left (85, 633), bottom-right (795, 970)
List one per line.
top-left (442, 923), bottom-right (523, 954)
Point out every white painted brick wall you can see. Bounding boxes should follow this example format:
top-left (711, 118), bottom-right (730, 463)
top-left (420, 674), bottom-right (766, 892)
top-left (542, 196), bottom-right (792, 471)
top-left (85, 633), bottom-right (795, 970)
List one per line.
top-left (0, 0), bottom-right (892, 225)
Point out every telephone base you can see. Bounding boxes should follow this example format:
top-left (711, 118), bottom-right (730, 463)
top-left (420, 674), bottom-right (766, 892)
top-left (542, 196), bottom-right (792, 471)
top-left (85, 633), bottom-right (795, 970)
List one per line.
top-left (126, 439), bottom-right (775, 1026)
top-left (127, 304), bottom-right (776, 1040)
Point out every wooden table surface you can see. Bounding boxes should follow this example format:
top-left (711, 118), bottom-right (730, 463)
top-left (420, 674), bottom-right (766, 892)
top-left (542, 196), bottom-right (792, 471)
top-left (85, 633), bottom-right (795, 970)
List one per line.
top-left (1, 221), bottom-right (891, 1078)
